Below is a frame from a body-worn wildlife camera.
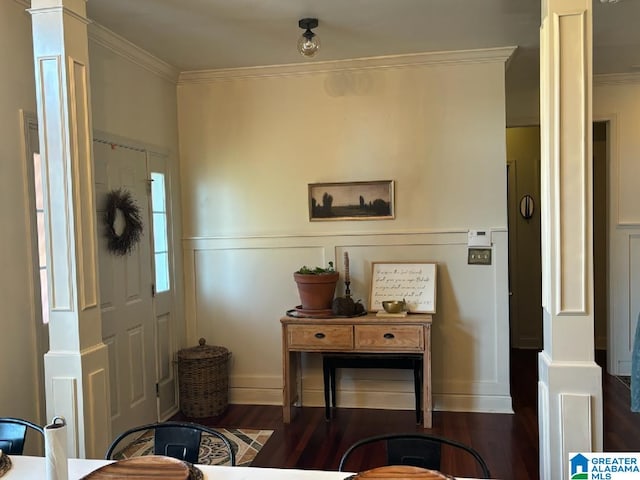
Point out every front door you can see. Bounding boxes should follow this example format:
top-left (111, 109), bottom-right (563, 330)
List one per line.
top-left (94, 140), bottom-right (157, 436)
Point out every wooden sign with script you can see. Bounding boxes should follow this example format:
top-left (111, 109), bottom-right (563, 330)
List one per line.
top-left (369, 262), bottom-right (437, 314)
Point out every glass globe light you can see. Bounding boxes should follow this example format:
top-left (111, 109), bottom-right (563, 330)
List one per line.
top-left (297, 18), bottom-right (320, 58)
top-left (298, 30), bottom-right (320, 57)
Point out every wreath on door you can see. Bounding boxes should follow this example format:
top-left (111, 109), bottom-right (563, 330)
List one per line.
top-left (104, 188), bottom-right (143, 256)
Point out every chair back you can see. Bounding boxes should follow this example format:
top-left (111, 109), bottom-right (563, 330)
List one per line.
top-left (154, 425), bottom-right (202, 463)
top-left (387, 436), bottom-right (441, 469)
top-left (338, 433), bottom-right (491, 479)
top-left (105, 421), bottom-right (236, 466)
top-left (0, 417), bottom-right (44, 455)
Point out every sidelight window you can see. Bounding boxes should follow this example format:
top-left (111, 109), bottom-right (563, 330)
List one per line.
top-left (150, 172), bottom-right (170, 293)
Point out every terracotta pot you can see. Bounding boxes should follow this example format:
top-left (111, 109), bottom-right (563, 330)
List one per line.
top-left (293, 272), bottom-right (339, 310)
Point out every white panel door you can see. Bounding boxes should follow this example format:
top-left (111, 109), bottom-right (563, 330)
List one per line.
top-left (94, 140), bottom-right (157, 436)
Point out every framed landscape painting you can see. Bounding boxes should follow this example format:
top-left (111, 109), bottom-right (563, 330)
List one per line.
top-left (308, 180), bottom-right (394, 221)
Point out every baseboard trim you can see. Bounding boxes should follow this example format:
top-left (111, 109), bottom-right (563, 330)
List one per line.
top-left (230, 387), bottom-right (282, 406)
top-left (229, 386), bottom-right (513, 414)
top-left (433, 393), bottom-right (514, 414)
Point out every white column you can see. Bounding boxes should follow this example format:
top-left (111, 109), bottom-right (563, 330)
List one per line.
top-left (29, 0), bottom-right (111, 459)
top-left (539, 0), bottom-right (603, 478)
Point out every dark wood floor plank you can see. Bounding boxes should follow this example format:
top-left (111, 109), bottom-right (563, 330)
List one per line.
top-left (171, 349), bottom-right (640, 479)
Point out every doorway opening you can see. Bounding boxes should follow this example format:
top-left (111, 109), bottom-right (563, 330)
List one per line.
top-left (506, 126), bottom-right (542, 351)
top-left (506, 123), bottom-right (609, 397)
top-left (593, 121), bottom-right (608, 361)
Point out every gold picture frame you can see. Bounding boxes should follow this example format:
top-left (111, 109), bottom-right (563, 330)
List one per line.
top-left (308, 180), bottom-right (394, 221)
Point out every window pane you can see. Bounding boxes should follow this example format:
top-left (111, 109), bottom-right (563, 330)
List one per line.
top-left (155, 252), bottom-right (170, 293)
top-left (151, 172), bottom-right (166, 212)
top-left (37, 212), bottom-right (46, 267)
top-left (33, 151), bottom-right (48, 324)
top-left (153, 213), bottom-right (167, 252)
top-left (40, 268), bottom-right (49, 324)
top-left (151, 171), bottom-right (170, 293)
top-left (33, 153), bottom-right (44, 210)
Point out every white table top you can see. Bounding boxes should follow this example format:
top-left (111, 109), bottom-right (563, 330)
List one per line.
top-left (3, 456), bottom-right (480, 479)
top-left (3, 456), bottom-right (350, 479)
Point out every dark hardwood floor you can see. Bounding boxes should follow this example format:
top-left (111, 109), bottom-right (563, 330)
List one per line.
top-left (173, 349), bottom-right (640, 479)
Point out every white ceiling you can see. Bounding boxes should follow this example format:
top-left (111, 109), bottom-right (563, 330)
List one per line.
top-left (84, 0), bottom-right (640, 78)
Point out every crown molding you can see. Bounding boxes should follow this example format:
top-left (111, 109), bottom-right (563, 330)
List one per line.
top-left (88, 22), bottom-right (179, 83)
top-left (179, 46), bottom-right (517, 85)
top-left (16, 2), bottom-right (178, 83)
top-left (594, 72), bottom-right (640, 86)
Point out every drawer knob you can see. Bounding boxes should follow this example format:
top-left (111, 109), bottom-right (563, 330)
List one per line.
top-left (315, 332), bottom-right (326, 339)
top-left (383, 333), bottom-right (395, 339)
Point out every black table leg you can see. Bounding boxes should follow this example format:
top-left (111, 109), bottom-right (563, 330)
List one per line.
top-left (323, 358), bottom-right (331, 420)
top-left (413, 359), bottom-right (422, 424)
top-left (330, 365), bottom-right (337, 409)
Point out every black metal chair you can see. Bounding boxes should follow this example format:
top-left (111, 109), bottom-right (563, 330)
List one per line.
top-left (0, 417), bottom-right (44, 455)
top-left (105, 421), bottom-right (236, 466)
top-left (338, 433), bottom-right (491, 479)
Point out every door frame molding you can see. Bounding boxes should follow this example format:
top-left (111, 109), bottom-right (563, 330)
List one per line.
top-left (19, 109), bottom-right (49, 428)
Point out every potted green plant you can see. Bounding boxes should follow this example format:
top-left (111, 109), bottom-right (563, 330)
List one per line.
top-left (294, 262), bottom-right (339, 311)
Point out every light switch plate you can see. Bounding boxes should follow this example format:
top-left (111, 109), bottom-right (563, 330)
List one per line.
top-left (468, 248), bottom-right (492, 265)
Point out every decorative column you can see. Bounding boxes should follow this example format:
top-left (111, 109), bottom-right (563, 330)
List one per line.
top-left (29, 0), bottom-right (111, 459)
top-left (539, 0), bottom-right (603, 478)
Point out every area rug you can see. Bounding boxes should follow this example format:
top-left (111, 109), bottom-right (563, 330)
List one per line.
top-left (112, 428), bottom-right (273, 467)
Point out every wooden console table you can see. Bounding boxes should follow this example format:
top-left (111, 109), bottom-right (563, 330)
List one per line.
top-left (281, 313), bottom-right (433, 428)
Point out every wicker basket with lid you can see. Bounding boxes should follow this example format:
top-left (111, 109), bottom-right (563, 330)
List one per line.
top-left (177, 338), bottom-right (231, 418)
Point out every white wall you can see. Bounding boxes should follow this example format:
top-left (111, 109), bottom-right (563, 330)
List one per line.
top-left (0, 1), bottom-right (45, 443)
top-left (89, 25), bottom-right (180, 150)
top-left (505, 48), bottom-right (540, 127)
top-left (177, 50), bottom-right (514, 413)
top-left (594, 75), bottom-right (640, 375)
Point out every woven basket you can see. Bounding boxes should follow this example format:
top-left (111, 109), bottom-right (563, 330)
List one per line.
top-left (177, 338), bottom-right (231, 418)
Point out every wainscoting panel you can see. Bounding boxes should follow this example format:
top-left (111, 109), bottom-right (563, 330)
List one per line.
top-left (184, 230), bottom-right (511, 413)
top-left (51, 376), bottom-right (78, 457)
top-left (87, 367), bottom-right (109, 458)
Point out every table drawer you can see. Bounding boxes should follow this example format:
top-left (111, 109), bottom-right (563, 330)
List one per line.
top-left (288, 324), bottom-right (353, 350)
top-left (355, 325), bottom-right (424, 351)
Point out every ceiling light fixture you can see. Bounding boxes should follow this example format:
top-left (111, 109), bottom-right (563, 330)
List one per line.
top-left (297, 18), bottom-right (320, 58)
